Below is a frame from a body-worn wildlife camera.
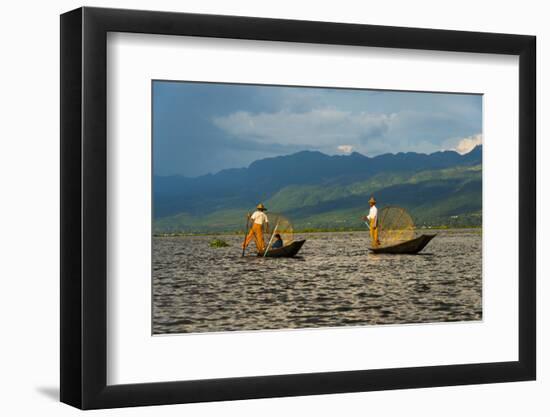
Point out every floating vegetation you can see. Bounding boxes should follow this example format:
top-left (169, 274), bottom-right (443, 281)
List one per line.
top-left (209, 238), bottom-right (230, 248)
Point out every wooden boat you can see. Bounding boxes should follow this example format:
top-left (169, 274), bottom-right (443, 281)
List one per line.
top-left (368, 234), bottom-right (436, 254)
top-left (259, 239), bottom-right (306, 258)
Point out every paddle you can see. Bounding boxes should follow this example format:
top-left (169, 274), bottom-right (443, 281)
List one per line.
top-left (263, 220), bottom-right (280, 257)
top-left (241, 212), bottom-right (251, 257)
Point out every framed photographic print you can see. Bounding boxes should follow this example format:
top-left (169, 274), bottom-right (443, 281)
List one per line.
top-left (60, 7), bottom-right (536, 409)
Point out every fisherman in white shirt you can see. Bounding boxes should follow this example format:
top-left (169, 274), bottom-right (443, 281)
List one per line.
top-left (242, 203), bottom-right (270, 253)
top-left (362, 196), bottom-right (381, 246)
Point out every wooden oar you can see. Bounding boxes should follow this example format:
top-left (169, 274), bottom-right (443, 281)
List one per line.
top-left (263, 220), bottom-right (280, 257)
top-left (241, 212), bottom-right (251, 257)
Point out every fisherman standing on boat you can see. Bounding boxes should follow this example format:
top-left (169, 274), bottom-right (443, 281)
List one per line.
top-left (242, 203), bottom-right (270, 253)
top-left (362, 196), bottom-right (381, 247)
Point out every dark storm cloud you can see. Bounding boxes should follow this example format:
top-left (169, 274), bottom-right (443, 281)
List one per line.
top-left (153, 81), bottom-right (482, 177)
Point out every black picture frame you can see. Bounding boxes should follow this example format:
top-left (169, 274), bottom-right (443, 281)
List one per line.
top-left (60, 6), bottom-right (536, 410)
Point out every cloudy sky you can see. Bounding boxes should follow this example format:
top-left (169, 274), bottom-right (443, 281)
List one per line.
top-left (153, 81), bottom-right (482, 177)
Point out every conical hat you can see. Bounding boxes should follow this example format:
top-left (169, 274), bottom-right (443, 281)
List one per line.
top-left (368, 196), bottom-right (376, 204)
top-left (256, 203), bottom-right (267, 211)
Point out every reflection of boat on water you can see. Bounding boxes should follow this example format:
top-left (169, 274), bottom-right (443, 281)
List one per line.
top-left (259, 239), bottom-right (306, 258)
top-left (369, 234), bottom-right (436, 254)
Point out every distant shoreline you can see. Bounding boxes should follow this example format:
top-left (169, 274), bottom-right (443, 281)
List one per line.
top-left (153, 225), bottom-right (482, 238)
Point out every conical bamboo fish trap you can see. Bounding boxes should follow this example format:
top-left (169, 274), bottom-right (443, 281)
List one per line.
top-left (266, 213), bottom-right (294, 246)
top-left (377, 206), bottom-right (415, 246)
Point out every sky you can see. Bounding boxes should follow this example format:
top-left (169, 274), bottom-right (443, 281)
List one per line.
top-left (153, 81), bottom-right (482, 177)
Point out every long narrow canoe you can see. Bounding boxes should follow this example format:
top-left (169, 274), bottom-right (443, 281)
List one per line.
top-left (259, 239), bottom-right (306, 258)
top-left (368, 234), bottom-right (436, 254)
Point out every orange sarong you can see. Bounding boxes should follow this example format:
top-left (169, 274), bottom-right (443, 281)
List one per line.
top-left (243, 223), bottom-right (265, 252)
top-left (370, 218), bottom-right (380, 247)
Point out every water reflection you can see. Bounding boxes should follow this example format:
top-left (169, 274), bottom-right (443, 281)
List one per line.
top-left (152, 229), bottom-right (482, 334)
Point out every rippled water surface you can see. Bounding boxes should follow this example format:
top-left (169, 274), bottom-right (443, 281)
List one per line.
top-left (153, 229), bottom-right (482, 334)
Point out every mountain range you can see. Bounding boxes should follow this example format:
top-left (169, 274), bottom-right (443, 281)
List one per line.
top-left (154, 146), bottom-right (482, 232)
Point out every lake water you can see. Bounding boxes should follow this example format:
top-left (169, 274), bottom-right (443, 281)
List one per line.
top-left (152, 229), bottom-right (482, 334)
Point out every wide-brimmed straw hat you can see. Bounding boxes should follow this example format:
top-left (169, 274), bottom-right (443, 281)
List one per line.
top-left (368, 196), bottom-right (376, 204)
top-left (256, 203), bottom-right (267, 211)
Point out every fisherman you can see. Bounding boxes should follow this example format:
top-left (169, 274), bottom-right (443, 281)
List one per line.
top-left (242, 203), bottom-right (270, 253)
top-left (362, 196), bottom-right (381, 247)
top-left (271, 233), bottom-right (284, 249)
